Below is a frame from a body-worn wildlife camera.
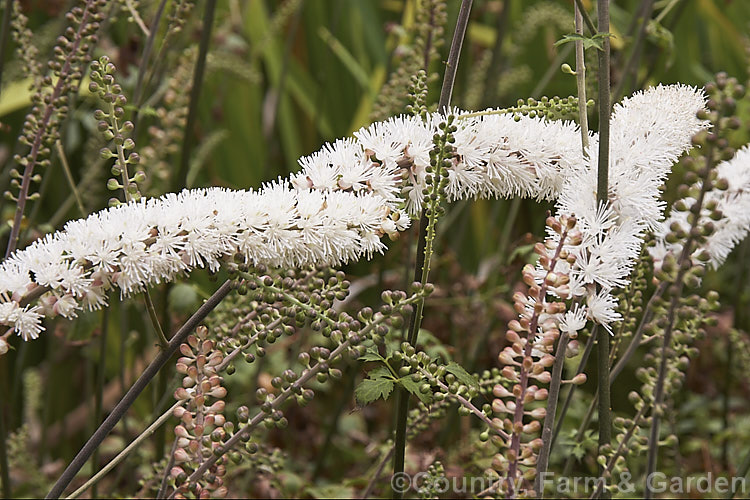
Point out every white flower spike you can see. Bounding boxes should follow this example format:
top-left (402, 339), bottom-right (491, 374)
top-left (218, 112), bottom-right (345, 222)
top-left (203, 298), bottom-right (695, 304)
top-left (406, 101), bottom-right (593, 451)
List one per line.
top-left (0, 85), bottom-right (710, 342)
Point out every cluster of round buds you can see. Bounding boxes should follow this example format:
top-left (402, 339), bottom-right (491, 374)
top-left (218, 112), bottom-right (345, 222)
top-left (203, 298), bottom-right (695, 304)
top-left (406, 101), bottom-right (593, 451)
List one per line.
top-left (651, 73), bottom-right (746, 273)
top-left (170, 326), bottom-right (229, 499)
top-left (490, 214), bottom-right (586, 496)
top-left (506, 95), bottom-right (590, 121)
top-left (89, 55), bottom-right (145, 206)
top-left (6, 0), bottom-right (105, 205)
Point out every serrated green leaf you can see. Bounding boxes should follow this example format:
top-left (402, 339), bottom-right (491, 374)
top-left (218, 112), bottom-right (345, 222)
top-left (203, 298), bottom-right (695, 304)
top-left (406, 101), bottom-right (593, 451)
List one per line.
top-left (445, 362), bottom-right (480, 391)
top-left (399, 376), bottom-right (433, 405)
top-left (554, 33), bottom-right (586, 47)
top-left (355, 376), bottom-right (394, 405)
top-left (554, 32), bottom-right (612, 51)
top-left (358, 346), bottom-right (384, 362)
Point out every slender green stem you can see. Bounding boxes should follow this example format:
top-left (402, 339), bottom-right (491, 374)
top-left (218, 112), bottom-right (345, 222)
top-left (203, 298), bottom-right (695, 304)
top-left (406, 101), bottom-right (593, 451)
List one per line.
top-left (65, 402), bottom-right (183, 500)
top-left (392, 3), bottom-right (472, 497)
top-left (574, 0), bottom-right (597, 34)
top-left (175, 0), bottom-right (216, 191)
top-left (612, 0), bottom-right (654, 101)
top-left (46, 280), bottom-right (233, 499)
top-left (123, 0), bottom-right (149, 36)
top-left (0, 355), bottom-right (10, 499)
top-left (132, 0), bottom-right (168, 131)
top-left (91, 307), bottom-right (109, 499)
top-left (645, 140), bottom-right (715, 499)
top-left (552, 326), bottom-right (597, 447)
top-left (0, 0), bottom-right (14, 101)
top-left (144, 290), bottom-right (168, 349)
top-left (655, 0), bottom-right (682, 24)
top-left (574, 3), bottom-right (589, 151)
top-left (530, 44), bottom-right (573, 98)
top-left (595, 2), bottom-right (612, 498)
top-left (535, 332), bottom-right (570, 496)
top-left (481, 0), bottom-right (511, 106)
top-left (729, 448), bottom-right (750, 499)
top-left (54, 141), bottom-right (87, 216)
top-left (590, 404), bottom-right (647, 499)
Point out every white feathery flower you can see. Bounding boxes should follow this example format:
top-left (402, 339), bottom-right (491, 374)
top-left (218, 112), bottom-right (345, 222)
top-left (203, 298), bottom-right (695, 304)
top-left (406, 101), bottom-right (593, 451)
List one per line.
top-left (0, 85), bottom-right (708, 341)
top-left (548, 84), bottom-right (707, 331)
top-left (652, 144), bottom-right (750, 268)
top-left (586, 289), bottom-right (622, 332)
top-left (560, 304), bottom-right (588, 337)
top-left (0, 185), bottom-right (407, 340)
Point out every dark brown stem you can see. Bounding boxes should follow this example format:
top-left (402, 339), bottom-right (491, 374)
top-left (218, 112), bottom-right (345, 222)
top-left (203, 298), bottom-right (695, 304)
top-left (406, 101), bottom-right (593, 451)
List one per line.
top-left (45, 280), bottom-right (233, 499)
top-left (534, 331), bottom-right (570, 496)
top-left (392, 2), bottom-right (473, 497)
top-left (595, 2), bottom-right (612, 497)
top-left (175, 0), bottom-right (216, 191)
top-left (5, 0), bottom-right (96, 258)
top-left (506, 227), bottom-right (570, 497)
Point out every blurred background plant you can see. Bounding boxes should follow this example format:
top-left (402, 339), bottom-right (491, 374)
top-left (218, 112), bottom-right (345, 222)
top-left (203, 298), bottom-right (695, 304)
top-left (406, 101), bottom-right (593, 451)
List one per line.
top-left (2, 0), bottom-right (750, 498)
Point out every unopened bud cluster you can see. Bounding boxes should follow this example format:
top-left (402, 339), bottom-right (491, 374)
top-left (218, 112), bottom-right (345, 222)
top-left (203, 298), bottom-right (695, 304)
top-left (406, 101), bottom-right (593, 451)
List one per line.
top-left (652, 74), bottom-right (749, 271)
top-left (6, 0), bottom-right (105, 205)
top-left (89, 56), bottom-right (145, 206)
top-left (171, 326), bottom-right (229, 499)
top-left (491, 214), bottom-right (585, 497)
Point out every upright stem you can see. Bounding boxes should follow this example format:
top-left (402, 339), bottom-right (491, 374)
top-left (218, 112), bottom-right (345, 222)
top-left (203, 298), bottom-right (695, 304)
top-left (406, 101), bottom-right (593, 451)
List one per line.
top-left (46, 280), bottom-right (233, 499)
top-left (392, 2), bottom-right (473, 497)
top-left (595, 1), bottom-right (612, 498)
top-left (4, 0), bottom-right (96, 258)
top-left (91, 308), bottom-right (109, 499)
top-left (0, 0), bottom-right (13, 101)
top-left (645, 141), bottom-right (715, 499)
top-left (0, 356), bottom-right (9, 499)
top-left (175, 0), bottom-right (216, 191)
top-left (574, 4), bottom-right (589, 151)
top-left (132, 0), bottom-right (169, 132)
top-left (612, 0), bottom-right (654, 100)
top-left (534, 332), bottom-right (570, 496)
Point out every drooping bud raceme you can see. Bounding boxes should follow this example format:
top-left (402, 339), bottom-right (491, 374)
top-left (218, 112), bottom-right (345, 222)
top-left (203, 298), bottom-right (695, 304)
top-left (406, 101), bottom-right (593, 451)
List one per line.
top-left (0, 85), bottom-right (708, 343)
top-left (651, 144), bottom-right (750, 269)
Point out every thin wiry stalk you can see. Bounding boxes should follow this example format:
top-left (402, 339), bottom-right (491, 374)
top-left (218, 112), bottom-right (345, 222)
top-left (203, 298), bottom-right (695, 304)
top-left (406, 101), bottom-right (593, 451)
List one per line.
top-left (54, 141), bottom-right (87, 216)
top-left (65, 402), bottom-right (183, 500)
top-left (175, 0), bottom-right (216, 190)
top-left (4, 0), bottom-right (97, 259)
top-left (574, 3), bottom-right (589, 151)
top-left (90, 307), bottom-right (109, 499)
top-left (481, 0), bottom-right (510, 106)
top-left (534, 332), bottom-right (570, 496)
top-left (45, 280), bottom-right (233, 499)
top-left (612, 0), bottom-right (654, 100)
top-left (645, 141), bottom-right (715, 499)
top-left (157, 435), bottom-right (179, 499)
top-left (574, 0), bottom-right (597, 34)
top-left (392, 2), bottom-right (473, 497)
top-left (132, 0), bottom-right (168, 130)
top-left (552, 325), bottom-right (596, 444)
top-left (0, 0), bottom-right (14, 100)
top-left (530, 44), bottom-right (573, 98)
top-left (595, 1), bottom-right (612, 497)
